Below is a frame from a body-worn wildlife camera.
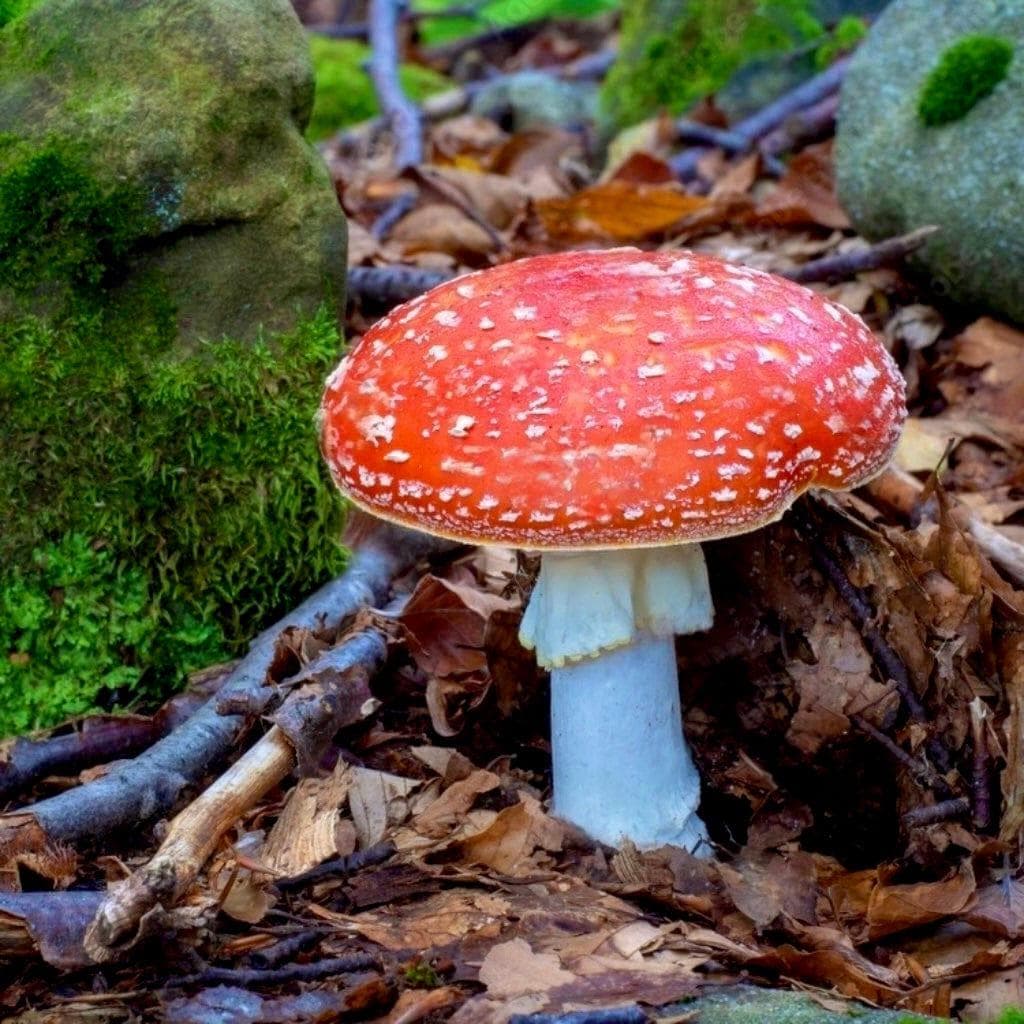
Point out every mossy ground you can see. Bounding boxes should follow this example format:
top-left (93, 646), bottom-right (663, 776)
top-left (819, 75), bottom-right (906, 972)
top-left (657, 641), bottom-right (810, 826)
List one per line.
top-left (600, 0), bottom-right (825, 130)
top-left (307, 36), bottom-right (450, 141)
top-left (917, 34), bottom-right (1014, 126)
top-left (1, 306), bottom-right (347, 736)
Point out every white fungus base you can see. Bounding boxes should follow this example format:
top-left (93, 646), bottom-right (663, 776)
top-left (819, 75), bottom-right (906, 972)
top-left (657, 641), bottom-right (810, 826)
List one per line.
top-left (519, 545), bottom-right (714, 854)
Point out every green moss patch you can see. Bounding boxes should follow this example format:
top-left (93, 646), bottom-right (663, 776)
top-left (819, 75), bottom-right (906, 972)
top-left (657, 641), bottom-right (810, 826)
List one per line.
top-left (918, 34), bottom-right (1013, 126)
top-left (0, 307), bottom-right (347, 735)
top-left (307, 37), bottom-right (450, 141)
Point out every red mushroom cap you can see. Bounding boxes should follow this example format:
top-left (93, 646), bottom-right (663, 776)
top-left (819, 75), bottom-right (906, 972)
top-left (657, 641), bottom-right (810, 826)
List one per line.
top-left (320, 248), bottom-right (906, 549)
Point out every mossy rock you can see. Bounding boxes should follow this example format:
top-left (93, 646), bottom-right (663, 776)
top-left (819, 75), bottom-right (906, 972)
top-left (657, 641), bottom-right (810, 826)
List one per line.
top-left (599, 0), bottom-right (825, 131)
top-left (0, 0), bottom-right (352, 735)
top-left (0, 308), bottom-right (347, 736)
top-left (307, 36), bottom-right (450, 141)
top-left (836, 0), bottom-right (1024, 325)
top-left (0, 0), bottom-right (348, 340)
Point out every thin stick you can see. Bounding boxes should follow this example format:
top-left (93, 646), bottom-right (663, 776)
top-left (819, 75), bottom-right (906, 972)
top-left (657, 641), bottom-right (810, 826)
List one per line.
top-left (275, 840), bottom-right (396, 893)
top-left (969, 697), bottom-right (991, 831)
top-left (367, 0), bottom-right (423, 168)
top-left (903, 797), bottom-right (970, 827)
top-left (0, 526), bottom-right (453, 852)
top-left (347, 265), bottom-right (453, 307)
top-left (164, 952), bottom-right (380, 989)
top-left (671, 57), bottom-right (850, 178)
top-left (783, 226), bottom-right (938, 284)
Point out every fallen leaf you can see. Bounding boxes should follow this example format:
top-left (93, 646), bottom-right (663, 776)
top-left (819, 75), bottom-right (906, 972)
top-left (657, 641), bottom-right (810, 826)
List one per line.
top-left (346, 766), bottom-right (421, 849)
top-left (414, 769), bottom-right (501, 838)
top-left (478, 937), bottom-right (574, 998)
top-left (755, 141), bottom-right (850, 230)
top-left (867, 861), bottom-right (976, 940)
top-left (536, 181), bottom-right (707, 243)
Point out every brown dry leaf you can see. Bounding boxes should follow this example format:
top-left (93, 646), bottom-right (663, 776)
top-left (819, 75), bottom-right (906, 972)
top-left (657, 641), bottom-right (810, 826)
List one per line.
top-left (755, 141), bottom-right (850, 230)
top-left (401, 574), bottom-right (515, 678)
top-left (719, 849), bottom-right (818, 928)
top-left (478, 937), bottom-right (575, 998)
top-left (414, 769), bottom-right (501, 839)
top-left (884, 303), bottom-right (944, 351)
top-left (1000, 633), bottom-right (1024, 841)
top-left (941, 317), bottom-right (1024, 419)
top-left (331, 888), bottom-right (512, 952)
top-left (605, 150), bottom-right (675, 185)
top-left (346, 766), bottom-right (421, 849)
top-left (866, 860), bottom-right (976, 940)
top-left (709, 153), bottom-right (760, 200)
top-left (536, 181), bottom-right (707, 243)
top-left (965, 880), bottom-right (1024, 939)
top-left (261, 761), bottom-right (356, 877)
top-left (786, 617), bottom-right (898, 755)
top-left (443, 795), bottom-right (564, 875)
top-left (391, 204), bottom-right (499, 259)
top-left (894, 415), bottom-right (1024, 474)
top-left (749, 941), bottom-right (902, 1003)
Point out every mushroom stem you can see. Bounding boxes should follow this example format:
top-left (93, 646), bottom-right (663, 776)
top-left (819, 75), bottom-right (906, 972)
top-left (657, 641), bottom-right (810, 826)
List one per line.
top-left (518, 544), bottom-right (714, 853)
top-left (550, 631), bottom-right (710, 853)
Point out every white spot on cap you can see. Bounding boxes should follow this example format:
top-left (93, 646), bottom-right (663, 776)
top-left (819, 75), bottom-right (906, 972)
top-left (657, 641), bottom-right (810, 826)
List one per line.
top-left (853, 360), bottom-right (881, 386)
top-left (478, 495), bottom-right (499, 510)
top-left (581, 349), bottom-right (600, 364)
top-left (536, 329), bottom-right (561, 341)
top-left (623, 505), bottom-right (644, 521)
top-left (491, 339), bottom-right (513, 352)
top-left (789, 306), bottom-right (813, 325)
top-left (525, 424), bottom-right (547, 439)
top-left (358, 414), bottom-right (395, 446)
top-left (456, 284), bottom-right (475, 299)
top-left (711, 488), bottom-right (738, 502)
top-left (434, 310), bottom-right (460, 327)
top-left (384, 449), bottom-right (411, 463)
top-left (479, 317), bottom-right (495, 330)
top-left (695, 276), bottom-right (716, 289)
top-left (513, 304), bottom-right (537, 321)
top-left (449, 415), bottom-right (476, 438)
top-left (783, 423), bottom-right (803, 439)
top-left (717, 463), bottom-right (750, 479)
top-left (756, 487), bottom-right (774, 500)
top-left (638, 363), bottom-right (666, 379)
top-left (756, 346), bottom-right (779, 364)
top-left (426, 345), bottom-right (448, 364)
top-left (647, 331), bottom-right (668, 344)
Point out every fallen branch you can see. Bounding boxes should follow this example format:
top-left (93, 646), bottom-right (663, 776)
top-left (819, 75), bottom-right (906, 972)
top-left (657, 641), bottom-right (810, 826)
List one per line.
top-left (348, 265), bottom-right (454, 307)
top-left (83, 600), bottom-right (413, 959)
top-left (275, 839), bottom-right (396, 893)
top-left (672, 57), bottom-right (850, 179)
top-left (759, 91), bottom-right (839, 157)
top-left (0, 525), bottom-right (454, 854)
top-left (367, 0), bottom-right (424, 169)
top-left (163, 952), bottom-right (380, 989)
top-left (783, 226), bottom-right (939, 284)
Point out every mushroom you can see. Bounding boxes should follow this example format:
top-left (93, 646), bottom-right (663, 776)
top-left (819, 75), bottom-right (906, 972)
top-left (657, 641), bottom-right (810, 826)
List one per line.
top-left (319, 247), bottom-right (906, 853)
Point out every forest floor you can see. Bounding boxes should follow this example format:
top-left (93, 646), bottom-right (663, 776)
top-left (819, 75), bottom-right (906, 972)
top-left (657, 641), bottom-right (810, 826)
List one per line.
top-left (3, 10), bottom-right (1024, 1024)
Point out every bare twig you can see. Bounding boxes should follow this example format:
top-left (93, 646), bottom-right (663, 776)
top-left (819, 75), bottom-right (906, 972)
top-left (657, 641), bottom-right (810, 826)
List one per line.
top-left (851, 715), bottom-right (949, 795)
top-left (970, 697), bottom-right (991, 831)
top-left (347, 265), bottom-right (454, 307)
top-left (164, 952), bottom-right (380, 989)
top-left (783, 226), bottom-right (939, 284)
top-left (903, 797), bottom-right (971, 827)
top-left (0, 526), bottom-right (453, 852)
top-left (760, 91), bottom-right (839, 157)
top-left (275, 840), bottom-right (396, 893)
top-left (368, 0), bottom-right (424, 168)
top-left (371, 191), bottom-right (418, 241)
top-left (671, 57), bottom-right (850, 179)
top-left (248, 928), bottom-right (327, 969)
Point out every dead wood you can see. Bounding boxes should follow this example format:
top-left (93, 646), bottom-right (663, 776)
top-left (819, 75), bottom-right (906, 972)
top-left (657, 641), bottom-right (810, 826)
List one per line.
top-left (784, 226), bottom-right (939, 284)
top-left (164, 951), bottom-right (380, 989)
top-left (348, 265), bottom-right (454, 307)
top-left (83, 598), bottom-right (416, 960)
top-left (368, 0), bottom-right (424, 169)
top-left (0, 526), bottom-right (454, 855)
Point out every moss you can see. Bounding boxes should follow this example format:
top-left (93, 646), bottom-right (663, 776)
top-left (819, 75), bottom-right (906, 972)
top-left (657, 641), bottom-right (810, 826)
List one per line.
top-left (600, 0), bottom-right (824, 131)
top-left (996, 1009), bottom-right (1024, 1024)
top-left (0, 136), bottom-right (155, 301)
top-left (307, 37), bottom-right (450, 141)
top-left (410, 0), bottom-right (616, 46)
top-left (0, 307), bottom-right (347, 736)
top-left (918, 34), bottom-right (1014, 127)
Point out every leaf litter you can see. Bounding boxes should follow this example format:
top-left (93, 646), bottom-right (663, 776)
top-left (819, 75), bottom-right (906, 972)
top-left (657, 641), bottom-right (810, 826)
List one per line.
top-left (6, 13), bottom-right (1024, 1024)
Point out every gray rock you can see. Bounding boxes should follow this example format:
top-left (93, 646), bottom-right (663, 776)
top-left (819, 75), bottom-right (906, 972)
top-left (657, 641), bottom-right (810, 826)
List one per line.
top-left (0, 0), bottom-right (347, 340)
top-left (470, 70), bottom-right (598, 132)
top-left (835, 0), bottom-right (1024, 324)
